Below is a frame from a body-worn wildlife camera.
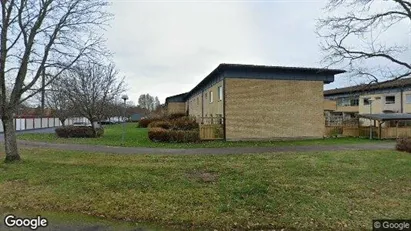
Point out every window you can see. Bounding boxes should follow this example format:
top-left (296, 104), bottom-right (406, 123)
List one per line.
top-left (209, 91), bottom-right (213, 103)
top-left (363, 98), bottom-right (370, 105)
top-left (350, 99), bottom-right (359, 106)
top-left (385, 96), bottom-right (395, 104)
top-left (406, 94), bottom-right (411, 104)
top-left (197, 97), bottom-right (199, 105)
top-left (218, 86), bottom-right (223, 101)
top-left (205, 93), bottom-right (207, 99)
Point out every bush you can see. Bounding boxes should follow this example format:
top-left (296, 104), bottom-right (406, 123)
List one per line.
top-left (396, 138), bottom-right (411, 153)
top-left (167, 113), bottom-right (187, 120)
top-left (55, 126), bottom-right (104, 138)
top-left (148, 120), bottom-right (172, 129)
top-left (171, 117), bottom-right (199, 131)
top-left (139, 118), bottom-right (161, 128)
top-left (148, 128), bottom-right (200, 143)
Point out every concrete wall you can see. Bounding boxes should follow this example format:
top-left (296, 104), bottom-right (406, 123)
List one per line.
top-left (167, 102), bottom-right (186, 114)
top-left (225, 78), bottom-right (325, 140)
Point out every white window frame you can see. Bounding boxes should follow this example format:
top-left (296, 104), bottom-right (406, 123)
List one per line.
top-left (209, 91), bottom-right (213, 103)
top-left (385, 95), bottom-right (395, 105)
top-left (218, 86), bottom-right (223, 101)
top-left (406, 94), bottom-right (411, 104)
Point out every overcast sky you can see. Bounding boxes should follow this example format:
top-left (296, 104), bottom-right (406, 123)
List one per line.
top-left (105, 0), bottom-right (410, 104)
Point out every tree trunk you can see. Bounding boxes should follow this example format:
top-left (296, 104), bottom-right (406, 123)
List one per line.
top-left (60, 118), bottom-right (66, 127)
top-left (2, 113), bottom-right (21, 162)
top-left (89, 119), bottom-right (97, 137)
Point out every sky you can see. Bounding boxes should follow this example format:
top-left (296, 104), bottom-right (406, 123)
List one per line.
top-left (105, 0), bottom-right (410, 104)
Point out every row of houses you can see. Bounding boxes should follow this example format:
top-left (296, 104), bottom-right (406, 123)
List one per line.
top-left (324, 78), bottom-right (411, 126)
top-left (165, 63), bottom-right (411, 140)
top-left (166, 63), bottom-right (345, 141)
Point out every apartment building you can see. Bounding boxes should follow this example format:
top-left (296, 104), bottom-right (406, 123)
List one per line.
top-left (324, 78), bottom-right (411, 126)
top-left (166, 63), bottom-right (344, 140)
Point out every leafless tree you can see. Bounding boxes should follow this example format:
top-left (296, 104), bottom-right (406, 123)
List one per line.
top-left (138, 94), bottom-right (160, 111)
top-left (317, 0), bottom-right (411, 84)
top-left (44, 80), bottom-right (74, 126)
top-left (60, 63), bottom-right (125, 136)
top-left (0, 0), bottom-right (112, 162)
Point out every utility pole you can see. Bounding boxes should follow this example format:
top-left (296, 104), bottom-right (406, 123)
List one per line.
top-left (41, 68), bottom-right (46, 117)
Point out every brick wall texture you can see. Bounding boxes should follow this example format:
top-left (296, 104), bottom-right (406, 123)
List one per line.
top-left (225, 78), bottom-right (325, 140)
top-left (167, 102), bottom-right (186, 114)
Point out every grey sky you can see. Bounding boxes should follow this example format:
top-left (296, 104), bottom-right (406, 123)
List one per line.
top-left (105, 0), bottom-right (410, 104)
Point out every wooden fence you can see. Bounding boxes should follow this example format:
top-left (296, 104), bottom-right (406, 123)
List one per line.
top-left (199, 124), bottom-right (224, 140)
top-left (325, 126), bottom-right (411, 139)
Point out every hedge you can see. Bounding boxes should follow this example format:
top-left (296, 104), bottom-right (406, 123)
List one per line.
top-left (396, 138), bottom-right (411, 153)
top-left (170, 117), bottom-right (199, 130)
top-left (148, 128), bottom-right (200, 143)
top-left (55, 126), bottom-right (104, 138)
top-left (167, 113), bottom-right (186, 120)
top-left (139, 118), bottom-right (161, 128)
top-left (148, 120), bottom-right (172, 130)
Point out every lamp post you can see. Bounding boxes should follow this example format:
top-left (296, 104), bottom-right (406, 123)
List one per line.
top-left (369, 99), bottom-right (374, 140)
top-left (121, 94), bottom-right (129, 145)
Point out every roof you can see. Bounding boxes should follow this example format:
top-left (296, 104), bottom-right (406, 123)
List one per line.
top-left (324, 78), bottom-right (411, 96)
top-left (184, 63), bottom-right (345, 99)
top-left (358, 113), bottom-right (411, 121)
top-left (165, 92), bottom-right (188, 104)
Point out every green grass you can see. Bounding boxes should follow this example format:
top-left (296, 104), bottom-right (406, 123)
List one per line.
top-left (0, 148), bottom-right (410, 230)
top-left (17, 123), bottom-right (386, 148)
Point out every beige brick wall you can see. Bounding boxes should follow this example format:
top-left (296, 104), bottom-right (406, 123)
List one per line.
top-left (187, 93), bottom-right (202, 118)
top-left (187, 81), bottom-right (224, 120)
top-left (167, 102), bottom-right (186, 114)
top-left (225, 78), bottom-right (325, 140)
top-left (203, 80), bottom-right (224, 117)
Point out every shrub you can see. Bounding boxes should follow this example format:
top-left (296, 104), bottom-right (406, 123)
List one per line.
top-left (148, 128), bottom-right (170, 142)
top-left (171, 117), bottom-right (199, 131)
top-left (167, 113), bottom-right (187, 120)
top-left (148, 128), bottom-right (200, 143)
top-left (55, 126), bottom-right (104, 138)
top-left (139, 118), bottom-right (161, 128)
top-left (148, 120), bottom-right (172, 129)
top-left (396, 138), bottom-right (411, 153)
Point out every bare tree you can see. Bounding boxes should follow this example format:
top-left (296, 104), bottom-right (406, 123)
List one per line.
top-left (60, 63), bottom-right (125, 136)
top-left (0, 0), bottom-right (111, 162)
top-left (44, 81), bottom-right (73, 126)
top-left (138, 94), bottom-right (160, 111)
top-left (317, 0), bottom-right (411, 83)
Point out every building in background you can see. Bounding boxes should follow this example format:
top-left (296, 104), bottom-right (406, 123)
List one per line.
top-left (166, 63), bottom-right (345, 141)
top-left (324, 78), bottom-right (411, 126)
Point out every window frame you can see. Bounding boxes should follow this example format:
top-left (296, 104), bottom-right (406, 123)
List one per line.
top-left (209, 91), bottom-right (213, 103)
top-left (218, 86), bottom-right (223, 101)
top-left (406, 94), bottom-right (411, 104)
top-left (363, 98), bottom-right (370, 106)
top-left (385, 95), bottom-right (395, 105)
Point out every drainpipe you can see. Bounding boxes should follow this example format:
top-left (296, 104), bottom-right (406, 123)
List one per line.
top-left (401, 89), bottom-right (404, 113)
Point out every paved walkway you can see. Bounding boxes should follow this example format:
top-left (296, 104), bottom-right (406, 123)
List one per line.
top-left (13, 140), bottom-right (396, 155)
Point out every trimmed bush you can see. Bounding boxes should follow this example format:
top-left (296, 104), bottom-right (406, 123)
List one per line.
top-left (171, 117), bottom-right (199, 130)
top-left (148, 128), bottom-right (170, 142)
top-left (55, 126), bottom-right (104, 138)
top-left (167, 113), bottom-right (187, 120)
top-left (139, 118), bottom-right (161, 128)
top-left (148, 128), bottom-right (200, 143)
top-left (148, 120), bottom-right (172, 129)
top-left (396, 138), bottom-right (411, 153)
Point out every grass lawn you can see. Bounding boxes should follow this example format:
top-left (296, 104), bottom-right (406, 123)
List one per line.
top-left (0, 148), bottom-right (410, 230)
top-left (17, 123), bottom-right (388, 148)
